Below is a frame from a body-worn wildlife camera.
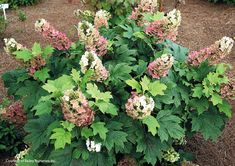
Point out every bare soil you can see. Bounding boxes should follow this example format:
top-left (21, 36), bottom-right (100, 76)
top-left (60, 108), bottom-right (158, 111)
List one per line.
top-left (0, 0), bottom-right (235, 166)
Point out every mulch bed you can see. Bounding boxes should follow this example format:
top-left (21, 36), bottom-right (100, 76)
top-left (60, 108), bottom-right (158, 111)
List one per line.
top-left (0, 0), bottom-right (235, 165)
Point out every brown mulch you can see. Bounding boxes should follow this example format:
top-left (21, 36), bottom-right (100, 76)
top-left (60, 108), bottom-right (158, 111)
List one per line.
top-left (0, 0), bottom-right (235, 166)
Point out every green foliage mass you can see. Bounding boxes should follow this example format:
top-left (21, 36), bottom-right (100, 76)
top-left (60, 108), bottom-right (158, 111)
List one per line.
top-left (86, 0), bottom-right (137, 17)
top-left (209, 0), bottom-right (235, 4)
top-left (0, 0), bottom-right (41, 8)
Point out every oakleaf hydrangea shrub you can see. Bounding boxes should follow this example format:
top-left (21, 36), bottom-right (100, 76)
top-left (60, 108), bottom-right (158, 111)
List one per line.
top-left (2, 0), bottom-right (235, 165)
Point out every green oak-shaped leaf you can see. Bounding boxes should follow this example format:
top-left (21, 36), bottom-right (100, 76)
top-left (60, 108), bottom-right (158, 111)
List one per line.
top-left (91, 122), bottom-right (108, 140)
top-left (142, 115), bottom-right (160, 136)
top-left (50, 128), bottom-right (72, 150)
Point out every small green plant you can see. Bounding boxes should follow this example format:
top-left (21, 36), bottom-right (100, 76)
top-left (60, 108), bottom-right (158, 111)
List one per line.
top-left (18, 10), bottom-right (27, 22)
top-left (0, 16), bottom-right (7, 36)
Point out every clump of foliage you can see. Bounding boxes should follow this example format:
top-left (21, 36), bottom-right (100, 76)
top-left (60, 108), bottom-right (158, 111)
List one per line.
top-left (0, 15), bottom-right (7, 36)
top-left (18, 10), bottom-right (27, 22)
top-left (209, 0), bottom-right (235, 4)
top-left (0, 0), bottom-right (41, 8)
top-left (0, 98), bottom-right (26, 156)
top-left (2, 0), bottom-right (235, 165)
top-left (86, 0), bottom-right (138, 17)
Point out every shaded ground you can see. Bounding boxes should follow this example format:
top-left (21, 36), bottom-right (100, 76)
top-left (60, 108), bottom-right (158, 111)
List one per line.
top-left (0, 0), bottom-right (235, 166)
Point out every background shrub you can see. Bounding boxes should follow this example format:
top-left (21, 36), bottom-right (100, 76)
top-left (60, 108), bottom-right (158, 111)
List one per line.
top-left (209, 0), bottom-right (235, 4)
top-left (0, 0), bottom-right (41, 8)
top-left (87, 0), bottom-right (138, 16)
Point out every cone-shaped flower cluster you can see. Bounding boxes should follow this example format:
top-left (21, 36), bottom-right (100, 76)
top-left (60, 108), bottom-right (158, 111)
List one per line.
top-left (145, 9), bottom-right (181, 42)
top-left (3, 38), bottom-right (25, 55)
top-left (0, 101), bottom-right (26, 127)
top-left (162, 148), bottom-right (180, 163)
top-left (117, 156), bottom-right (137, 166)
top-left (209, 36), bottom-right (234, 64)
top-left (166, 9), bottom-right (182, 28)
top-left (15, 147), bottom-right (30, 160)
top-left (94, 10), bottom-right (111, 29)
top-left (35, 19), bottom-right (72, 50)
top-left (129, 0), bottom-right (158, 22)
top-left (61, 89), bottom-right (95, 127)
top-left (188, 36), bottom-right (234, 66)
top-left (220, 78), bottom-right (235, 100)
top-left (86, 139), bottom-right (102, 152)
top-left (79, 51), bottom-right (109, 82)
top-left (125, 92), bottom-right (155, 119)
top-left (28, 56), bottom-right (46, 76)
top-left (74, 9), bottom-right (95, 22)
top-left (148, 54), bottom-right (174, 79)
top-left (77, 21), bottom-right (108, 56)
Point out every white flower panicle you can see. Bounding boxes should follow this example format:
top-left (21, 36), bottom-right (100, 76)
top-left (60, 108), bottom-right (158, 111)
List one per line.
top-left (86, 139), bottom-right (102, 152)
top-left (125, 93), bottom-right (155, 119)
top-left (209, 36), bottom-right (234, 64)
top-left (79, 51), bottom-right (109, 82)
top-left (77, 21), bottom-right (95, 42)
top-left (4, 38), bottom-right (24, 55)
top-left (74, 9), bottom-right (94, 19)
top-left (218, 36), bottom-right (234, 55)
top-left (166, 9), bottom-right (181, 29)
top-left (35, 18), bottom-right (48, 32)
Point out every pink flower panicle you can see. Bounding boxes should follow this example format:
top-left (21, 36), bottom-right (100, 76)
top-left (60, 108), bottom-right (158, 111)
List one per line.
top-left (35, 19), bottom-right (72, 51)
top-left (94, 10), bottom-right (111, 29)
top-left (125, 92), bottom-right (155, 120)
top-left (144, 9), bottom-right (181, 42)
top-left (28, 56), bottom-right (46, 76)
top-left (61, 89), bottom-right (95, 127)
top-left (187, 46), bottom-right (214, 66)
top-left (77, 21), bottom-right (108, 56)
top-left (145, 19), bottom-right (177, 42)
top-left (129, 0), bottom-right (158, 22)
top-left (0, 101), bottom-right (26, 127)
top-left (188, 37), bottom-right (234, 66)
top-left (148, 54), bottom-right (174, 79)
